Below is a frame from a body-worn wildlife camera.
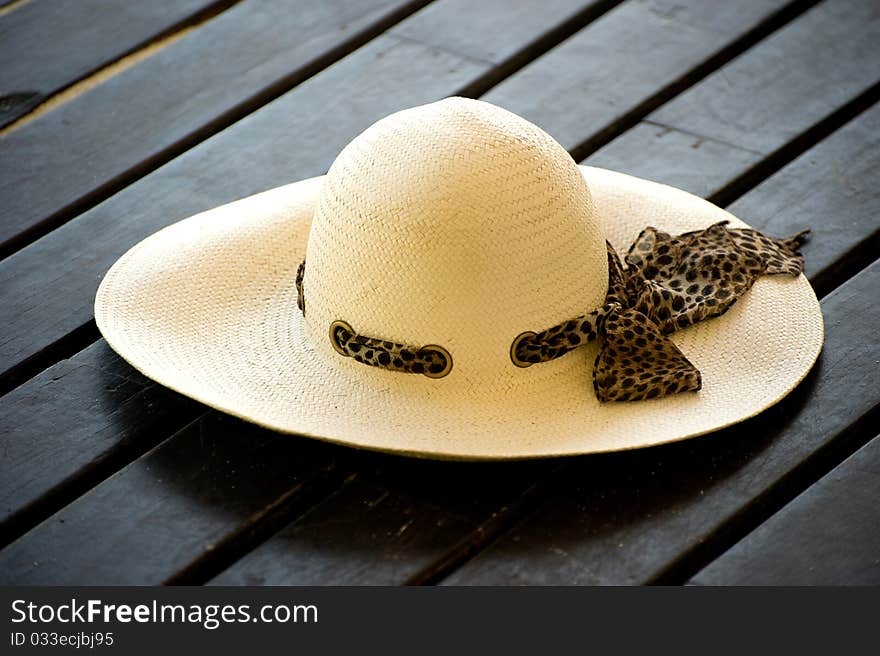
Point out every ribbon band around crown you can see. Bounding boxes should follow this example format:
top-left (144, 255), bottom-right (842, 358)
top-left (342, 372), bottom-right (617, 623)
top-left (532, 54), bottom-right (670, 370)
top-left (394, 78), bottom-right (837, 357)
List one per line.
top-left (296, 221), bottom-right (809, 400)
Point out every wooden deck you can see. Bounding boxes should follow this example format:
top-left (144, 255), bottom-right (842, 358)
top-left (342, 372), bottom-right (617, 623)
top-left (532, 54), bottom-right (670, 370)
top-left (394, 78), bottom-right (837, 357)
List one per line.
top-left (0, 0), bottom-right (878, 585)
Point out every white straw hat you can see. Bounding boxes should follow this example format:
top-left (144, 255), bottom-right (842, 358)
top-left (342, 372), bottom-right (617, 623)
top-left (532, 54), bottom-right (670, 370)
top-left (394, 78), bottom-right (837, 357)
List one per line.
top-left (95, 98), bottom-right (823, 460)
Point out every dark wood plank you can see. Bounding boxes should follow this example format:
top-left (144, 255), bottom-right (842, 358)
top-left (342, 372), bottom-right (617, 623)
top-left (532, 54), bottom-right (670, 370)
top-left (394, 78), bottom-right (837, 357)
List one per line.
top-left (209, 459), bottom-right (548, 585)
top-left (587, 0), bottom-right (880, 197)
top-left (482, 0), bottom-right (801, 153)
top-left (726, 103), bottom-right (880, 297)
top-left (442, 259), bottom-right (880, 584)
top-left (0, 413), bottom-right (341, 585)
top-left (0, 0), bottom-right (794, 390)
top-left (391, 0), bottom-right (602, 65)
top-left (691, 435), bottom-right (880, 585)
top-left (588, 121), bottom-right (763, 199)
top-left (0, 0), bottom-right (608, 573)
top-left (0, 0), bottom-right (228, 127)
top-left (0, 341), bottom-right (202, 544)
top-left (0, 0), bottom-right (431, 257)
top-left (590, 102), bottom-right (880, 296)
top-left (644, 0), bottom-right (880, 157)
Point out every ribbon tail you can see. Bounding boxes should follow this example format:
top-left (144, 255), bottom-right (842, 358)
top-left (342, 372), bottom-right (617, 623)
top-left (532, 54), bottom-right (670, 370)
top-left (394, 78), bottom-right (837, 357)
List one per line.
top-left (728, 227), bottom-right (809, 276)
top-left (593, 308), bottom-right (701, 402)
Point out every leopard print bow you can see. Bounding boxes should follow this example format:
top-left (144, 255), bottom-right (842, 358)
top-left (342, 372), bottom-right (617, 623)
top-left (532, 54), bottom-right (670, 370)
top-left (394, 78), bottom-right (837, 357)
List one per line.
top-left (512, 221), bottom-right (809, 402)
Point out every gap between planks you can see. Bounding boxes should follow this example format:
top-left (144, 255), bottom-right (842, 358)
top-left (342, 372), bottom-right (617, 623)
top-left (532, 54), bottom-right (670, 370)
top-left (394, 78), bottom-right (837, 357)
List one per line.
top-left (403, 475), bottom-right (552, 586)
top-left (708, 81), bottom-right (880, 208)
top-left (165, 463), bottom-right (354, 585)
top-left (649, 404), bottom-right (880, 585)
top-left (0, 0), bottom-right (245, 138)
top-left (1, 24), bottom-right (203, 138)
top-left (0, 320), bottom-right (98, 397)
top-left (565, 0), bottom-right (822, 162)
top-left (452, 0), bottom-right (623, 99)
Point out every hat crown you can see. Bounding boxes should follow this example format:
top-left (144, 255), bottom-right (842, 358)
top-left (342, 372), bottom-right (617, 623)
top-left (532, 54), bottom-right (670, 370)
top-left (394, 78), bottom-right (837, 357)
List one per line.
top-left (304, 97), bottom-right (607, 388)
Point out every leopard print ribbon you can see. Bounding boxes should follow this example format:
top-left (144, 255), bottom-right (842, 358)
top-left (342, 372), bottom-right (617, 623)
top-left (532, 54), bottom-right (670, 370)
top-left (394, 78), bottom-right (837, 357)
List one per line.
top-left (512, 221), bottom-right (809, 401)
top-left (296, 263), bottom-right (453, 378)
top-left (329, 320), bottom-right (452, 378)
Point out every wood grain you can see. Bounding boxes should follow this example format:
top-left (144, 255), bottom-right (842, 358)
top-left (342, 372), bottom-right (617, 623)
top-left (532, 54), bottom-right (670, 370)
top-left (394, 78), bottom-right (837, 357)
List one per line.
top-left (209, 458), bottom-right (549, 585)
top-left (0, 0), bottom-right (431, 256)
top-left (691, 435), bottom-right (880, 585)
top-left (0, 0), bottom-right (230, 127)
top-left (442, 260), bottom-right (880, 584)
top-left (391, 0), bottom-right (602, 65)
top-left (0, 341), bottom-right (202, 545)
top-left (726, 103), bottom-right (880, 297)
top-left (483, 0), bottom-right (797, 153)
top-left (587, 0), bottom-right (880, 196)
top-left (0, 413), bottom-right (341, 585)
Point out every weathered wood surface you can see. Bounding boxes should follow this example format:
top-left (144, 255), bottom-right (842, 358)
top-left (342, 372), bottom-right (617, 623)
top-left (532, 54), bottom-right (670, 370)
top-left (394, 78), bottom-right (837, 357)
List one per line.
top-left (0, 0), bottom-right (432, 257)
top-left (725, 103), bottom-right (880, 297)
top-left (391, 0), bottom-right (612, 66)
top-left (1, 0), bottom-right (878, 586)
top-left (483, 0), bottom-right (811, 156)
top-left (0, 414), bottom-right (341, 585)
top-left (442, 260), bottom-right (880, 584)
top-left (692, 435), bottom-right (880, 585)
top-left (587, 0), bottom-right (880, 199)
top-left (0, 0), bottom-right (229, 128)
top-left (0, 402), bottom-right (548, 585)
top-left (0, 341), bottom-right (202, 544)
top-left (209, 459), bottom-right (549, 586)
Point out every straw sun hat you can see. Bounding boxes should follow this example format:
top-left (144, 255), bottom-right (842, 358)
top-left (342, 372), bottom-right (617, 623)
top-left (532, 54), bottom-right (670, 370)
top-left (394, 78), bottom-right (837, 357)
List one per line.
top-left (95, 98), bottom-right (823, 460)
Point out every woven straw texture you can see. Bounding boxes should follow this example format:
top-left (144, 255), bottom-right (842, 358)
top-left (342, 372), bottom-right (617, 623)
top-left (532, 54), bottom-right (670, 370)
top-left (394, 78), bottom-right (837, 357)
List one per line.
top-left (95, 98), bottom-right (823, 460)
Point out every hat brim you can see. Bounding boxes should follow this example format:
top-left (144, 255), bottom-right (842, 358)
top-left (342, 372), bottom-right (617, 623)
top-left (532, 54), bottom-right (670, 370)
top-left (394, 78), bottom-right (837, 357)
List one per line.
top-left (95, 167), bottom-right (823, 460)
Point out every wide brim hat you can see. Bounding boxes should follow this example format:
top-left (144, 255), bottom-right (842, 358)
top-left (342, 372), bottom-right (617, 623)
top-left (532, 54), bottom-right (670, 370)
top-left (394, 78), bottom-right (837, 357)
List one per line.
top-left (95, 98), bottom-right (823, 460)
